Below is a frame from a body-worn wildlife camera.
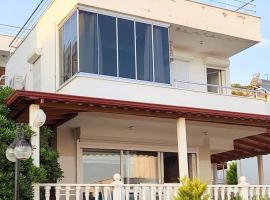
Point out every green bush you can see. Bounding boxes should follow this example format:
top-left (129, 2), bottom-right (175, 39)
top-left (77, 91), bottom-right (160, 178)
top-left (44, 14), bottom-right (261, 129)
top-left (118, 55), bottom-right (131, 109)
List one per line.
top-left (0, 87), bottom-right (63, 199)
top-left (174, 177), bottom-right (209, 200)
top-left (226, 162), bottom-right (238, 185)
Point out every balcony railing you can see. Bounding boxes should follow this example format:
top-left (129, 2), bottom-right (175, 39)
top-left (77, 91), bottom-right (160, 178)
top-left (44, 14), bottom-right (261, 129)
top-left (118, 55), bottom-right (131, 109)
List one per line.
top-left (34, 175), bottom-right (270, 200)
top-left (190, 0), bottom-right (256, 15)
top-left (175, 80), bottom-right (269, 101)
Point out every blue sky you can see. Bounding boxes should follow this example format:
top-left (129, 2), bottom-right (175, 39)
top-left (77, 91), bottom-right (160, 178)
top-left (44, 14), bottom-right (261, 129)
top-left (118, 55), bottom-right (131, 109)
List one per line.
top-left (0, 0), bottom-right (269, 85)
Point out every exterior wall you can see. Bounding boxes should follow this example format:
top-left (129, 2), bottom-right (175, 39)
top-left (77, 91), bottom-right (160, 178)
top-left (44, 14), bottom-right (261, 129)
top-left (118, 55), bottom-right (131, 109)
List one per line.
top-left (55, 113), bottom-right (265, 183)
top-left (78, 0), bottom-right (261, 41)
top-left (6, 30), bottom-right (37, 90)
top-left (58, 74), bottom-right (270, 116)
top-left (57, 127), bottom-right (77, 183)
top-left (198, 138), bottom-right (212, 183)
top-left (6, 0), bottom-right (78, 91)
top-left (5, 0), bottom-right (260, 93)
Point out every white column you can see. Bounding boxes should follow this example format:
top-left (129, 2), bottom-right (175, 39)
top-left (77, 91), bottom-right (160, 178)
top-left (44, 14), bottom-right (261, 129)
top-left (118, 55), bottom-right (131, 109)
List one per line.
top-left (29, 104), bottom-right (40, 167)
top-left (257, 155), bottom-right (264, 185)
top-left (212, 163), bottom-right (218, 184)
top-left (176, 117), bottom-right (188, 179)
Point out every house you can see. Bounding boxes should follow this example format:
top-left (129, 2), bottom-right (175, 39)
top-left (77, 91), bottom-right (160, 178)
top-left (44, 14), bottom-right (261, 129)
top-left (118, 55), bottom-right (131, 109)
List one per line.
top-left (4, 0), bottom-right (270, 199)
top-left (236, 74), bottom-right (270, 185)
top-left (0, 33), bottom-right (13, 85)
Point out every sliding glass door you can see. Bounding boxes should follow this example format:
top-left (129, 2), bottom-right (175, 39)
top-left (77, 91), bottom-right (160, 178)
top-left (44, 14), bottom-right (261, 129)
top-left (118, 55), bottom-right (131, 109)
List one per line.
top-left (123, 151), bottom-right (159, 184)
top-left (82, 149), bottom-right (197, 184)
top-left (163, 152), bottom-right (198, 183)
top-left (82, 149), bottom-right (121, 183)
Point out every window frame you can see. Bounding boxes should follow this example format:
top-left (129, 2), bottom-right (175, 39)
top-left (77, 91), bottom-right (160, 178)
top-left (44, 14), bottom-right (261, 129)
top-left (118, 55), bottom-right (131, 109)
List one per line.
top-left (58, 6), bottom-right (171, 87)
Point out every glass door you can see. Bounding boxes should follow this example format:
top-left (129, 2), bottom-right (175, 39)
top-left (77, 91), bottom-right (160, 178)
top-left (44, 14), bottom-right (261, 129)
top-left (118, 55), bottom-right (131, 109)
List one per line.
top-left (82, 149), bottom-right (121, 183)
top-left (207, 68), bottom-right (223, 93)
top-left (163, 152), bottom-right (198, 183)
top-left (123, 150), bottom-right (159, 184)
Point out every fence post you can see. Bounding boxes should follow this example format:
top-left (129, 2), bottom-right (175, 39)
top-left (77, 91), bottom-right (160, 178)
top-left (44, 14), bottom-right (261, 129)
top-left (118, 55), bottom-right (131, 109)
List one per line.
top-left (112, 173), bottom-right (124, 200)
top-left (238, 176), bottom-right (249, 200)
top-left (33, 184), bottom-right (40, 200)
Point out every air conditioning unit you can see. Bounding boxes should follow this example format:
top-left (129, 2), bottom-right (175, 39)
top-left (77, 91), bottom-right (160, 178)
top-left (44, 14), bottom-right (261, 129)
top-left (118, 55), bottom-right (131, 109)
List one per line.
top-left (9, 76), bottom-right (25, 90)
top-left (27, 48), bottom-right (42, 64)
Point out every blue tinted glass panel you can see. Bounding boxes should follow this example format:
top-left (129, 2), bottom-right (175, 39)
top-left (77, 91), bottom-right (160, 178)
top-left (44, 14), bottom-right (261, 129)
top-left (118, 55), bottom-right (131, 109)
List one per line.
top-left (136, 22), bottom-right (153, 82)
top-left (153, 26), bottom-right (170, 84)
top-left (118, 19), bottom-right (135, 79)
top-left (79, 11), bottom-right (98, 74)
top-left (70, 13), bottom-right (78, 76)
top-left (63, 17), bottom-right (71, 82)
top-left (98, 14), bottom-right (117, 76)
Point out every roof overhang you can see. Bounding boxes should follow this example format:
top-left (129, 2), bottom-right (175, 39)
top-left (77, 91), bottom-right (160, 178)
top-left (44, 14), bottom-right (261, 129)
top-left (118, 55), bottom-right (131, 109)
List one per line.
top-left (5, 90), bottom-right (270, 128)
top-left (5, 90), bottom-right (270, 164)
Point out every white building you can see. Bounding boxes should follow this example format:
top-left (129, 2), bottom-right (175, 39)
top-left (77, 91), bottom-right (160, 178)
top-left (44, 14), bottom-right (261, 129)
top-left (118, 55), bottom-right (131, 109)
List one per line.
top-left (4, 0), bottom-right (270, 199)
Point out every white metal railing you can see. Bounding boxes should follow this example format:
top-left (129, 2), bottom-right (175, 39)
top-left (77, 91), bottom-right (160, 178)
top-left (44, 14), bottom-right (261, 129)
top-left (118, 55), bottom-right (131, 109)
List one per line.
top-left (34, 175), bottom-right (270, 200)
top-left (175, 80), bottom-right (270, 101)
top-left (190, 0), bottom-right (256, 15)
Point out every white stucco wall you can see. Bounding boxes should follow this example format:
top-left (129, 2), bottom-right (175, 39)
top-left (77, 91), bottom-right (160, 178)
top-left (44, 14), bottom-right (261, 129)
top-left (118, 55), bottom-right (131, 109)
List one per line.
top-left (58, 73), bottom-right (270, 116)
top-left (78, 0), bottom-right (261, 41)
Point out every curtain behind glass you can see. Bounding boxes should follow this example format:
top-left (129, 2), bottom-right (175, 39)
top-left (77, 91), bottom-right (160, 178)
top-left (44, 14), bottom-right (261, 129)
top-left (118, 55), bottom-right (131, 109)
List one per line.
top-left (79, 11), bottom-right (98, 74)
top-left (98, 14), bottom-right (117, 76)
top-left (118, 19), bottom-right (135, 79)
top-left (136, 22), bottom-right (153, 82)
top-left (153, 26), bottom-right (170, 84)
top-left (70, 13), bottom-right (78, 76)
top-left (123, 151), bottom-right (158, 184)
top-left (63, 18), bottom-right (71, 82)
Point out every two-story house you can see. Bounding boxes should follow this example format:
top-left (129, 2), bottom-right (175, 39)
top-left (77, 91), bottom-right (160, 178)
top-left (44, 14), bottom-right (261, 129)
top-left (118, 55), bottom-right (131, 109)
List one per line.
top-left (4, 0), bottom-right (270, 199)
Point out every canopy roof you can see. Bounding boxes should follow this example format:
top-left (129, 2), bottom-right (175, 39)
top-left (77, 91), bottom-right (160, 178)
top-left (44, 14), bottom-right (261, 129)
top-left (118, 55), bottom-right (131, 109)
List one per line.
top-left (5, 90), bottom-right (270, 164)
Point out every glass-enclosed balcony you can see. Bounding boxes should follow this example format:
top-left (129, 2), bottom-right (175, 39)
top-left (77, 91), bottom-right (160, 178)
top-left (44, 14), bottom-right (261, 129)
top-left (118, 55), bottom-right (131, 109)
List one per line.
top-left (59, 9), bottom-right (170, 86)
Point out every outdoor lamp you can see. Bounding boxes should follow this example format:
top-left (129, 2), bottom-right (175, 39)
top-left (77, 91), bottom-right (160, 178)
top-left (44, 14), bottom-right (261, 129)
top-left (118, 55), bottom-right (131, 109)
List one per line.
top-left (6, 140), bottom-right (17, 162)
top-left (5, 124), bottom-right (33, 161)
top-left (14, 137), bottom-right (32, 160)
top-left (33, 109), bottom-right (46, 128)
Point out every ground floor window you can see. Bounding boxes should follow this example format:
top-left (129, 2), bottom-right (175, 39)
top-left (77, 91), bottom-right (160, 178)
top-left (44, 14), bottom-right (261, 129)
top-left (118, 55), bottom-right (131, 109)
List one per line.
top-left (82, 149), bottom-right (121, 184)
top-left (82, 149), bottom-right (197, 184)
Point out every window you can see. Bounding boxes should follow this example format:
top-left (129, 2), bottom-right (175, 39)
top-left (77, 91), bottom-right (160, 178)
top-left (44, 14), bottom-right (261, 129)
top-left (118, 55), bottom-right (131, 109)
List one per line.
top-left (136, 22), bottom-right (153, 82)
top-left (207, 68), bottom-right (225, 93)
top-left (153, 26), bottom-right (170, 84)
top-left (123, 151), bottom-right (158, 184)
top-left (79, 11), bottom-right (98, 74)
top-left (60, 10), bottom-right (170, 85)
top-left (59, 13), bottom-right (77, 84)
top-left (83, 150), bottom-right (121, 183)
top-left (98, 15), bottom-right (117, 76)
top-left (118, 19), bottom-right (135, 79)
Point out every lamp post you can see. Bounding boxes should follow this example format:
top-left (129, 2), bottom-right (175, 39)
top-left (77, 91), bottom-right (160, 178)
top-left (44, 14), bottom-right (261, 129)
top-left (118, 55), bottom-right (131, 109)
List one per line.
top-left (5, 123), bottom-right (32, 200)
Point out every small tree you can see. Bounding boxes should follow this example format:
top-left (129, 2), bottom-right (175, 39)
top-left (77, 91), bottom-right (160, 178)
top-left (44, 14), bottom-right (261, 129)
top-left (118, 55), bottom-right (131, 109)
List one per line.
top-left (226, 162), bottom-right (238, 185)
top-left (174, 177), bottom-right (209, 200)
top-left (0, 87), bottom-right (63, 199)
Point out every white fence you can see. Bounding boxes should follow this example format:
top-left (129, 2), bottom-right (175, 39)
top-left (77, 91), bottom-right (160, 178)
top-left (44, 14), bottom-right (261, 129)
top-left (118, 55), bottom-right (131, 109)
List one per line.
top-left (34, 175), bottom-right (270, 200)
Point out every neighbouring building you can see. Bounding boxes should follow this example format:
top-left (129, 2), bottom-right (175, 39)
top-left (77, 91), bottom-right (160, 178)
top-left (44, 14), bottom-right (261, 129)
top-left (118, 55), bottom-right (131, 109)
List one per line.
top-left (4, 0), bottom-right (270, 199)
top-left (0, 33), bottom-right (13, 85)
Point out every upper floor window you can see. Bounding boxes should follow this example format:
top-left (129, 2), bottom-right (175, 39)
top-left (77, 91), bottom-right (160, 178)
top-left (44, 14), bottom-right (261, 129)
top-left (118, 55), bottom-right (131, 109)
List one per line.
top-left (59, 13), bottom-right (78, 84)
top-left (60, 10), bottom-right (170, 85)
